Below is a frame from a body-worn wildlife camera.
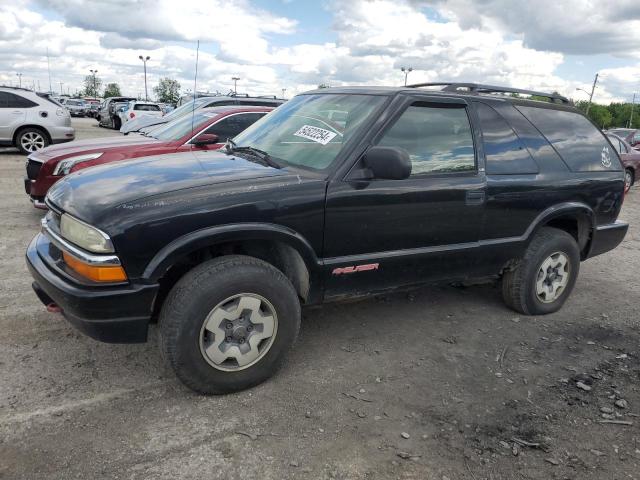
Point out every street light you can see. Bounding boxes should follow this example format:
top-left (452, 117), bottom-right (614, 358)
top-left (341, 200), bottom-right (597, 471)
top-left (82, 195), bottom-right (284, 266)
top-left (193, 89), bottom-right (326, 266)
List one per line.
top-left (138, 55), bottom-right (150, 101)
top-left (232, 76), bottom-right (240, 95)
top-left (400, 66), bottom-right (413, 87)
top-left (281, 88), bottom-right (286, 99)
top-left (16, 73), bottom-right (22, 88)
top-left (575, 73), bottom-right (599, 115)
top-left (89, 69), bottom-right (98, 98)
top-left (59, 81), bottom-right (64, 95)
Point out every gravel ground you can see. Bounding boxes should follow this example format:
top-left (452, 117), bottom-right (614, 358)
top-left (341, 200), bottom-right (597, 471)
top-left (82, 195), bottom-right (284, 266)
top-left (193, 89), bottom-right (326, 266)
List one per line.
top-left (0, 117), bottom-right (639, 480)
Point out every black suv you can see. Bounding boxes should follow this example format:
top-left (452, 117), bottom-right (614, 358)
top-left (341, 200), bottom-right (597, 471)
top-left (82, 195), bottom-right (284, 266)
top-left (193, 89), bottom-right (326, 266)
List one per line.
top-left (27, 83), bottom-right (628, 394)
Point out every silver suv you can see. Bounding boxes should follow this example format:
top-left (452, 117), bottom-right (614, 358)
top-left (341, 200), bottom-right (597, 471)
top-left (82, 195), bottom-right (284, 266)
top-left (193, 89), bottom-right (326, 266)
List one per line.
top-left (0, 87), bottom-right (74, 154)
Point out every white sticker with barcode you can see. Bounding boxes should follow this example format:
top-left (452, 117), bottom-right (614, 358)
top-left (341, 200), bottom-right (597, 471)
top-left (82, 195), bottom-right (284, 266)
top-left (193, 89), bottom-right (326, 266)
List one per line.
top-left (293, 125), bottom-right (337, 145)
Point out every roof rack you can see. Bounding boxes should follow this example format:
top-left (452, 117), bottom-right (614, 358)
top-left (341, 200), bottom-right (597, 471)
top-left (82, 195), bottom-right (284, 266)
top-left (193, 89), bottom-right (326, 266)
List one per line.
top-left (406, 82), bottom-right (570, 104)
top-left (0, 84), bottom-right (34, 92)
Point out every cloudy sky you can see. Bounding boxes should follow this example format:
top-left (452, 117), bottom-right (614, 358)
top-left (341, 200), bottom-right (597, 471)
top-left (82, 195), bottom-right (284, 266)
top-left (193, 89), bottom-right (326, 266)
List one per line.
top-left (1, 0), bottom-right (639, 103)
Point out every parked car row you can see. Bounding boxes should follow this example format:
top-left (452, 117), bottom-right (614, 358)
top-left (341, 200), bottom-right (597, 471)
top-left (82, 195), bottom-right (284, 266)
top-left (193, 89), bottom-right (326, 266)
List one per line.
top-left (21, 83), bottom-right (630, 395)
top-left (25, 106), bottom-right (272, 207)
top-left (119, 94), bottom-right (285, 133)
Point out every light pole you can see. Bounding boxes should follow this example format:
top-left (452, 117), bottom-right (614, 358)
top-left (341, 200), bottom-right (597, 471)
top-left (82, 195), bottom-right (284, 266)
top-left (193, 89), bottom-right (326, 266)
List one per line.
top-left (576, 73), bottom-right (599, 116)
top-left (232, 76), bottom-right (240, 95)
top-left (138, 55), bottom-right (150, 101)
top-left (281, 88), bottom-right (286, 99)
top-left (400, 66), bottom-right (413, 86)
top-left (628, 93), bottom-right (636, 128)
top-left (59, 82), bottom-right (63, 95)
top-left (16, 73), bottom-right (22, 88)
top-left (90, 69), bottom-right (98, 98)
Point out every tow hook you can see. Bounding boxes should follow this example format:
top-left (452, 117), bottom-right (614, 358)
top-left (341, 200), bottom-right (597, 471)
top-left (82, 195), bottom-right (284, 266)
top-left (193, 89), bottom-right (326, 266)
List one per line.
top-left (46, 303), bottom-right (62, 313)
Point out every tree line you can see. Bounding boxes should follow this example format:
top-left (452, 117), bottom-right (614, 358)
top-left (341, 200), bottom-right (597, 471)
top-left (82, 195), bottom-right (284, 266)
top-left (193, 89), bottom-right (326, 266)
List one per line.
top-left (574, 100), bottom-right (639, 130)
top-left (81, 75), bottom-right (181, 104)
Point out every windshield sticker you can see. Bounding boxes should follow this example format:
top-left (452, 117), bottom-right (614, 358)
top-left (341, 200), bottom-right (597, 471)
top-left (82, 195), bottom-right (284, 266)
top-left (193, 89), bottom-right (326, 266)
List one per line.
top-left (293, 125), bottom-right (337, 145)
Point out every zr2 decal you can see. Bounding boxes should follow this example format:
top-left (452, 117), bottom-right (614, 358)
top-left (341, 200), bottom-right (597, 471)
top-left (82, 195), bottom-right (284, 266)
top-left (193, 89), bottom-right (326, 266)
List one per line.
top-left (332, 263), bottom-right (379, 275)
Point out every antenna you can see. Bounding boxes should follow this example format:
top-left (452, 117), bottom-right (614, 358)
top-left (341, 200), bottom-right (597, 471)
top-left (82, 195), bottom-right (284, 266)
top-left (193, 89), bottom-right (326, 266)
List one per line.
top-left (46, 47), bottom-right (52, 94)
top-left (190, 40), bottom-right (200, 143)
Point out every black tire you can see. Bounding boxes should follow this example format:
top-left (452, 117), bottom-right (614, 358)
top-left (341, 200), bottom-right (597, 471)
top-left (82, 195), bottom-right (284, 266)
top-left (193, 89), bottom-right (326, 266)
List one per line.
top-left (625, 168), bottom-right (634, 193)
top-left (15, 127), bottom-right (50, 155)
top-left (502, 227), bottom-right (580, 315)
top-left (159, 255), bottom-right (301, 394)
top-left (113, 117), bottom-right (121, 130)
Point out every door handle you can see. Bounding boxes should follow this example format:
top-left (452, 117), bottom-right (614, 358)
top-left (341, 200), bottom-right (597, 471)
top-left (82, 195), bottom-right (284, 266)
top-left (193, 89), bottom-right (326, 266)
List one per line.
top-left (465, 190), bottom-right (485, 205)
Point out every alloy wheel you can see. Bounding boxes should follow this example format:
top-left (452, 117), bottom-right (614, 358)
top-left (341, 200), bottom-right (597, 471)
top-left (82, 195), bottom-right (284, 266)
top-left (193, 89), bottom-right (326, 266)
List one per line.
top-left (199, 293), bottom-right (278, 371)
top-left (20, 132), bottom-right (45, 152)
top-left (535, 252), bottom-right (570, 303)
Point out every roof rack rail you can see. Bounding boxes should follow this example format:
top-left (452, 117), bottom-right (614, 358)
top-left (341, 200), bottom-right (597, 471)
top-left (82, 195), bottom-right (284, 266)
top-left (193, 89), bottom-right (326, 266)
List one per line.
top-left (256, 95), bottom-right (278, 99)
top-left (406, 82), bottom-right (570, 104)
top-left (0, 84), bottom-right (34, 92)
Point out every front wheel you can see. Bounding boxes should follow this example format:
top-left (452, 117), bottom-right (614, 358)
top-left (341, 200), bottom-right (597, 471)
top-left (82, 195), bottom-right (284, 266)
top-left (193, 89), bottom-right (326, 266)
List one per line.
top-left (502, 227), bottom-right (580, 315)
top-left (159, 255), bottom-right (301, 394)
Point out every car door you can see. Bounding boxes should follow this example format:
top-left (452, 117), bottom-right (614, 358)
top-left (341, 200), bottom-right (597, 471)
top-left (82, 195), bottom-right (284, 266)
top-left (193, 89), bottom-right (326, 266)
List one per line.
top-left (323, 95), bottom-right (486, 298)
top-left (0, 92), bottom-right (27, 142)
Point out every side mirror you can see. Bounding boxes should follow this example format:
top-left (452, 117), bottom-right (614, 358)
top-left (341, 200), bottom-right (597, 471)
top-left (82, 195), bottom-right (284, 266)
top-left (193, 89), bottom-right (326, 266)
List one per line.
top-left (192, 133), bottom-right (219, 146)
top-left (362, 146), bottom-right (411, 180)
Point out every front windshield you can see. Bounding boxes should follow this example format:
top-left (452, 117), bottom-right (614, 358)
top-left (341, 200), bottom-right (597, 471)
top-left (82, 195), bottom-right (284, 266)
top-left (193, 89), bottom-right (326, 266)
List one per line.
top-left (164, 97), bottom-right (213, 120)
top-left (232, 94), bottom-right (386, 171)
top-left (149, 112), bottom-right (216, 141)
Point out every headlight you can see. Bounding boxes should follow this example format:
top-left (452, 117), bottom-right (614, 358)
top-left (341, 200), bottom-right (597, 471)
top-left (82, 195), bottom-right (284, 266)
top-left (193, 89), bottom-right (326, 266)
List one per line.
top-left (60, 214), bottom-right (114, 253)
top-left (53, 152), bottom-right (103, 176)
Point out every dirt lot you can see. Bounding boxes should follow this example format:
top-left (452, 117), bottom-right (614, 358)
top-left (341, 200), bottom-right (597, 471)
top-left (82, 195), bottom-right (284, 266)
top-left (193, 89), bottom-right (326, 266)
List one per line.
top-left (0, 117), bottom-right (638, 480)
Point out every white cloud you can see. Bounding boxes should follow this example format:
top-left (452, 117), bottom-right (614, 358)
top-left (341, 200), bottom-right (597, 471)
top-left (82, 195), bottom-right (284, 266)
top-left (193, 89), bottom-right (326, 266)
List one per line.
top-left (0, 0), bottom-right (637, 104)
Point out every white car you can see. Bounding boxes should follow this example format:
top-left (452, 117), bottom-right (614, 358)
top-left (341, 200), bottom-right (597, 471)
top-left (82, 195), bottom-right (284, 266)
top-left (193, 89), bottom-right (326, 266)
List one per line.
top-left (118, 101), bottom-right (163, 126)
top-left (0, 86), bottom-right (74, 154)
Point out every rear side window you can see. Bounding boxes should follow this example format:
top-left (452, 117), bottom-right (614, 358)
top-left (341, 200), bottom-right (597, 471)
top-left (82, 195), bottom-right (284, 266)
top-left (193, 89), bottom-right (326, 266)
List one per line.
top-left (377, 103), bottom-right (475, 176)
top-left (607, 135), bottom-right (627, 154)
top-left (475, 102), bottom-right (538, 174)
top-left (206, 101), bottom-right (237, 107)
top-left (0, 92), bottom-right (38, 108)
top-left (517, 106), bottom-right (620, 171)
top-left (134, 104), bottom-right (161, 111)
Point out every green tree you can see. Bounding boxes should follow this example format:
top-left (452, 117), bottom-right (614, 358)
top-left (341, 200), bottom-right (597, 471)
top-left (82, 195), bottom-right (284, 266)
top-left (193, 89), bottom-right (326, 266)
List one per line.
top-left (588, 104), bottom-right (613, 129)
top-left (103, 83), bottom-right (121, 98)
top-left (82, 74), bottom-right (102, 98)
top-left (153, 77), bottom-right (181, 104)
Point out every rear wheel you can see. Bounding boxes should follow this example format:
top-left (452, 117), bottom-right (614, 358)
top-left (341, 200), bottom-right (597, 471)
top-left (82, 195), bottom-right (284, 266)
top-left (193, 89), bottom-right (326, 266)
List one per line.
top-left (159, 255), bottom-right (301, 394)
top-left (16, 128), bottom-right (49, 154)
top-left (502, 227), bottom-right (580, 315)
top-left (625, 168), bottom-right (634, 193)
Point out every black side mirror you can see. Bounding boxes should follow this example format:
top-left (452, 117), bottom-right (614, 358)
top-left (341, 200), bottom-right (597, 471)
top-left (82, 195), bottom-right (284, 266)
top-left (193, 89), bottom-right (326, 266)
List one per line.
top-left (192, 133), bottom-right (219, 146)
top-left (362, 146), bottom-right (411, 180)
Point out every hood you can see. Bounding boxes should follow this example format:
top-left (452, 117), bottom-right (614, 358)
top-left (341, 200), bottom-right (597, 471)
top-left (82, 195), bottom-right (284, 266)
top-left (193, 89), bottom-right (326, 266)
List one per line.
top-left (120, 115), bottom-right (168, 133)
top-left (47, 150), bottom-right (292, 221)
top-left (32, 135), bottom-right (159, 161)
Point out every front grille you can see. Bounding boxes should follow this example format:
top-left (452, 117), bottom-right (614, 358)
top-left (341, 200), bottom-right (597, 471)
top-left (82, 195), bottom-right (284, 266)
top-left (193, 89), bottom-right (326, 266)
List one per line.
top-left (26, 159), bottom-right (42, 180)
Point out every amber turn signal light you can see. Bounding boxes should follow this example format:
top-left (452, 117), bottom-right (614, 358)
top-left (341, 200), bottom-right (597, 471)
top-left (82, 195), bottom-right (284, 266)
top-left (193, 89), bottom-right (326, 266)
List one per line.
top-left (63, 252), bottom-right (127, 283)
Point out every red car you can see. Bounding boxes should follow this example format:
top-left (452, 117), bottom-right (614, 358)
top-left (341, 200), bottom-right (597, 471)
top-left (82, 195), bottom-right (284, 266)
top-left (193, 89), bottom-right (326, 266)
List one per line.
top-left (607, 132), bottom-right (640, 193)
top-left (25, 106), bottom-right (272, 208)
top-left (608, 128), bottom-right (640, 150)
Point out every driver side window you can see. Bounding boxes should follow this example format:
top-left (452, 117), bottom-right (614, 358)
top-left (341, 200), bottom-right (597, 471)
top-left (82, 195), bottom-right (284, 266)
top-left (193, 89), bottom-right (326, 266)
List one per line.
top-left (377, 103), bottom-right (475, 176)
top-left (204, 113), bottom-right (265, 142)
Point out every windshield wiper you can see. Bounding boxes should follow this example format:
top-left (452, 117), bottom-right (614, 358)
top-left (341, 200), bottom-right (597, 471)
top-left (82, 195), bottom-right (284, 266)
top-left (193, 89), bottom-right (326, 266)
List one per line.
top-left (225, 139), bottom-right (281, 169)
